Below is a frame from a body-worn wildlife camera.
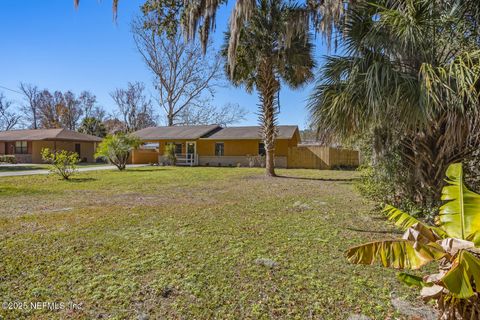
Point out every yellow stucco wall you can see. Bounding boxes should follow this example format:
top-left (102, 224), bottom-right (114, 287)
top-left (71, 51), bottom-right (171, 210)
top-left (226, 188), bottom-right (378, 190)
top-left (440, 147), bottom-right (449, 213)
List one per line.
top-left (197, 139), bottom-right (291, 156)
top-left (31, 140), bottom-right (96, 163)
top-left (130, 130), bottom-right (300, 164)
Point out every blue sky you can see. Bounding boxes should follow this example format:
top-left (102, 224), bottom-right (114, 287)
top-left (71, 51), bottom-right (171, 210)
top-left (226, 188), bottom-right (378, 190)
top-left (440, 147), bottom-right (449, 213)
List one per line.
top-left (0, 0), bottom-right (328, 129)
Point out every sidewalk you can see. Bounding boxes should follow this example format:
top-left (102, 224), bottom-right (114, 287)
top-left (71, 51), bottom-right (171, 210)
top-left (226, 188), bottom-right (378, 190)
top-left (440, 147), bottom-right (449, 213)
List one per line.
top-left (0, 164), bottom-right (147, 177)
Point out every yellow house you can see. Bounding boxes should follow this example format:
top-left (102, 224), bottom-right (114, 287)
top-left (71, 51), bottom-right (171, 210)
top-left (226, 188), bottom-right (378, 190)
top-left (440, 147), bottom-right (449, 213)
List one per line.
top-left (0, 128), bottom-right (102, 163)
top-left (131, 125), bottom-right (297, 168)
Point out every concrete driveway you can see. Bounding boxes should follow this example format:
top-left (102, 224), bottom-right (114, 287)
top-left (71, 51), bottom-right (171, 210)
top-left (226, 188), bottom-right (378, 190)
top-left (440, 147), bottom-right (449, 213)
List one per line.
top-left (0, 164), bottom-right (147, 177)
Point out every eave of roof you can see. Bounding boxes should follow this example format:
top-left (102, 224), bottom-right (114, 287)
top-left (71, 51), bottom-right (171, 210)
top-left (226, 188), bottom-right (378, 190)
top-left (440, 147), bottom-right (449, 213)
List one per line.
top-left (132, 125), bottom-right (222, 140)
top-left (200, 125), bottom-right (298, 140)
top-left (0, 128), bottom-right (102, 142)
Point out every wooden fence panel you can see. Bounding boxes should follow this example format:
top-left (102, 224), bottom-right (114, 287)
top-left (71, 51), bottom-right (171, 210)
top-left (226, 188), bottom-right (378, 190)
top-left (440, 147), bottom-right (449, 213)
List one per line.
top-left (328, 148), bottom-right (359, 168)
top-left (131, 150), bottom-right (159, 164)
top-left (287, 146), bottom-right (359, 169)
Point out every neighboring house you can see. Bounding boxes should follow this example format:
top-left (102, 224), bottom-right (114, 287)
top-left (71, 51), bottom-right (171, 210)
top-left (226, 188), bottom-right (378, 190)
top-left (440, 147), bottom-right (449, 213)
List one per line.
top-left (0, 128), bottom-right (102, 163)
top-left (131, 125), bottom-right (359, 169)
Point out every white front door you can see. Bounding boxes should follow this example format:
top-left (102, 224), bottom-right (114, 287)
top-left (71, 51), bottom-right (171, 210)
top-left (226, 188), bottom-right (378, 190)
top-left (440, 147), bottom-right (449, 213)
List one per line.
top-left (186, 141), bottom-right (196, 165)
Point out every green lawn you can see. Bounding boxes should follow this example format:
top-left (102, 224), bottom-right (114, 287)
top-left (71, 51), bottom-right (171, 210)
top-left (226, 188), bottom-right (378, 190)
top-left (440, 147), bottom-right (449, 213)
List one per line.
top-left (0, 167), bottom-right (414, 319)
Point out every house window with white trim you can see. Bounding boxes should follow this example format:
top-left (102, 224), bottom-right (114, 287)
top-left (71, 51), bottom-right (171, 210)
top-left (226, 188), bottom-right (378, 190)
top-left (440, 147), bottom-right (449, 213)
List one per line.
top-left (15, 141), bottom-right (28, 154)
top-left (215, 142), bottom-right (224, 156)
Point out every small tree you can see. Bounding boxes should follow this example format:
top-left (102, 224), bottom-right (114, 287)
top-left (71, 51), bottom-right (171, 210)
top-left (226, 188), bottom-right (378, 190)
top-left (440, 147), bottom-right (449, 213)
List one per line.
top-left (163, 143), bottom-right (176, 165)
top-left (41, 148), bottom-right (79, 180)
top-left (95, 133), bottom-right (141, 170)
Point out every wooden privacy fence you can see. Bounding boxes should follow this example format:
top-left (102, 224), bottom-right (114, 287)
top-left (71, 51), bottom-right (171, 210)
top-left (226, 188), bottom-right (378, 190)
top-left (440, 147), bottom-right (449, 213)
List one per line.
top-left (130, 149), bottom-right (159, 164)
top-left (287, 145), bottom-right (359, 169)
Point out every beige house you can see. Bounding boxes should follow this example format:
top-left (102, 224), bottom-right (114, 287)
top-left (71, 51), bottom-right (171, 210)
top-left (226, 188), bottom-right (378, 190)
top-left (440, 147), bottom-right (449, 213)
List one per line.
top-left (0, 128), bottom-right (102, 163)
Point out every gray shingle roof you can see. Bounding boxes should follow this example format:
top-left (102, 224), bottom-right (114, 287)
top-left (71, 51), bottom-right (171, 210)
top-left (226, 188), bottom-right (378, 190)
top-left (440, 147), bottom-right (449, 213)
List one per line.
top-left (0, 128), bottom-right (102, 142)
top-left (132, 125), bottom-right (221, 140)
top-left (202, 125), bottom-right (298, 140)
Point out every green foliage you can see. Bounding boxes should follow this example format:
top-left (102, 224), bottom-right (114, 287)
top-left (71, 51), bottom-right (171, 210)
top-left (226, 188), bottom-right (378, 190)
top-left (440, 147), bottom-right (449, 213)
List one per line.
top-left (78, 117), bottom-right (107, 138)
top-left (163, 143), bottom-right (176, 165)
top-left (0, 155), bottom-right (16, 164)
top-left (310, 0), bottom-right (480, 210)
top-left (347, 163), bottom-right (480, 319)
top-left (95, 133), bottom-right (141, 171)
top-left (41, 148), bottom-right (79, 180)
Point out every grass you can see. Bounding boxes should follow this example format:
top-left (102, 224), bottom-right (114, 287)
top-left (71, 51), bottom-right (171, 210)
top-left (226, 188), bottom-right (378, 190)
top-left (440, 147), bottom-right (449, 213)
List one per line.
top-left (0, 167), bottom-right (415, 319)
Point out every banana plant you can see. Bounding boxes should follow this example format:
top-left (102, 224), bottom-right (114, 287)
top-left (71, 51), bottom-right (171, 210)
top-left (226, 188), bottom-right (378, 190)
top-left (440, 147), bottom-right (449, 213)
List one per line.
top-left (346, 163), bottom-right (480, 319)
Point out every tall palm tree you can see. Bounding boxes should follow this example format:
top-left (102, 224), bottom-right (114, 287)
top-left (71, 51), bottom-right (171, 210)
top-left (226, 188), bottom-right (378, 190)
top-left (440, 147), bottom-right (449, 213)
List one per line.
top-left (222, 0), bottom-right (315, 177)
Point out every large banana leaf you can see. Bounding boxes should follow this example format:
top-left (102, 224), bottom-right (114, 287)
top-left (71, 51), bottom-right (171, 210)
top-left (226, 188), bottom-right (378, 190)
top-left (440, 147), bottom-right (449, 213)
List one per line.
top-left (384, 205), bottom-right (422, 231)
top-left (441, 250), bottom-right (480, 298)
top-left (402, 223), bottom-right (439, 247)
top-left (439, 163), bottom-right (480, 243)
top-left (384, 205), bottom-right (447, 238)
top-left (346, 239), bottom-right (445, 269)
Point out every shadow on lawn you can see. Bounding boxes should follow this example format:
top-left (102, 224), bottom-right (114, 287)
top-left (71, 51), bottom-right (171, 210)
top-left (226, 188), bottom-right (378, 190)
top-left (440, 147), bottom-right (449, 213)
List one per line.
top-left (124, 168), bottom-right (172, 172)
top-left (67, 177), bottom-right (97, 183)
top-left (276, 175), bottom-right (358, 182)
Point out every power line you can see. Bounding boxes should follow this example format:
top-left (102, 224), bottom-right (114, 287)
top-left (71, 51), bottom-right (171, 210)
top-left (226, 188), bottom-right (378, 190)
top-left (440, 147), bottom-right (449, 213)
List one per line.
top-left (0, 85), bottom-right (23, 95)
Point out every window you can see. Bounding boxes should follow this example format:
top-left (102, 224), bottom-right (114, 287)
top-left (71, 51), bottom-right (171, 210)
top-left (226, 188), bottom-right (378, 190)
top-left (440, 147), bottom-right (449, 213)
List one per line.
top-left (15, 141), bottom-right (28, 154)
top-left (258, 142), bottom-right (266, 156)
top-left (215, 142), bottom-right (224, 156)
top-left (175, 143), bottom-right (182, 154)
top-left (75, 143), bottom-right (81, 156)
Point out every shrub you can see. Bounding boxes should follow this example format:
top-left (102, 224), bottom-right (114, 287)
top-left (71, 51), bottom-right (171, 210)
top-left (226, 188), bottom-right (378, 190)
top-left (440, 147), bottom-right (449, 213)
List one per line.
top-left (0, 155), bottom-right (16, 164)
top-left (95, 133), bottom-right (141, 171)
top-left (163, 144), bottom-right (176, 166)
top-left (41, 148), bottom-right (79, 180)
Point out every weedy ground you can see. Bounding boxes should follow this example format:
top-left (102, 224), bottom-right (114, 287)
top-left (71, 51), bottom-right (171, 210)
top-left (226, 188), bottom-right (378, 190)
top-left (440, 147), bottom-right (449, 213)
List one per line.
top-left (0, 167), bottom-right (416, 319)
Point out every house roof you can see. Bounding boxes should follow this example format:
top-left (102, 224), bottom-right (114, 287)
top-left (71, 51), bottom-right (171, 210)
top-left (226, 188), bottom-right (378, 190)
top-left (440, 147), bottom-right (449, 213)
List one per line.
top-left (0, 128), bottom-right (102, 142)
top-left (132, 125), bottom-right (222, 140)
top-left (202, 125), bottom-right (299, 140)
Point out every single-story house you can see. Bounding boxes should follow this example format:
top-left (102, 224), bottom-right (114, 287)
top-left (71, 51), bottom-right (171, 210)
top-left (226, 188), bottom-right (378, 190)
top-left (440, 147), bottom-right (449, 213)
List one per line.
top-left (0, 128), bottom-right (102, 163)
top-left (131, 125), bottom-right (359, 169)
top-left (131, 124), bottom-right (296, 167)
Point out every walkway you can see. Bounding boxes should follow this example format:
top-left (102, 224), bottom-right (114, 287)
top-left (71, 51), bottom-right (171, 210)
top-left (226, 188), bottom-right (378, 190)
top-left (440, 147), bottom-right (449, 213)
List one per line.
top-left (0, 164), bottom-right (147, 177)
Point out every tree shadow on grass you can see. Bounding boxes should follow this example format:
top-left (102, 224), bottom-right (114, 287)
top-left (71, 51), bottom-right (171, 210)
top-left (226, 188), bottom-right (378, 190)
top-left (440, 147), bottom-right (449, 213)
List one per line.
top-left (123, 168), bottom-right (172, 173)
top-left (67, 177), bottom-right (97, 183)
top-left (275, 175), bottom-right (358, 182)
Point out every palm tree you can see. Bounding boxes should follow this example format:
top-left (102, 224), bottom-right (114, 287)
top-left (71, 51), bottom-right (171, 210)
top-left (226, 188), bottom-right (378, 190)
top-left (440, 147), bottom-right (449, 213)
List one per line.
top-left (222, 0), bottom-right (315, 177)
top-left (308, 0), bottom-right (480, 206)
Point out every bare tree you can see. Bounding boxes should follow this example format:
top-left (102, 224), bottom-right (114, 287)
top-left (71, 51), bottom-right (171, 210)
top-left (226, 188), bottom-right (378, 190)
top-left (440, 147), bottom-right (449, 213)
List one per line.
top-left (19, 83), bottom-right (40, 129)
top-left (37, 90), bottom-right (62, 129)
top-left (175, 103), bottom-right (247, 127)
top-left (79, 91), bottom-right (105, 120)
top-left (0, 94), bottom-right (21, 131)
top-left (132, 18), bottom-right (222, 126)
top-left (60, 91), bottom-right (83, 130)
top-left (110, 82), bottom-right (157, 132)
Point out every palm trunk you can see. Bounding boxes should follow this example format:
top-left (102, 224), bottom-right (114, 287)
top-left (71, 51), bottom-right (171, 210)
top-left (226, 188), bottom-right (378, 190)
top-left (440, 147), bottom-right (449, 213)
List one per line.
top-left (258, 58), bottom-right (279, 177)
